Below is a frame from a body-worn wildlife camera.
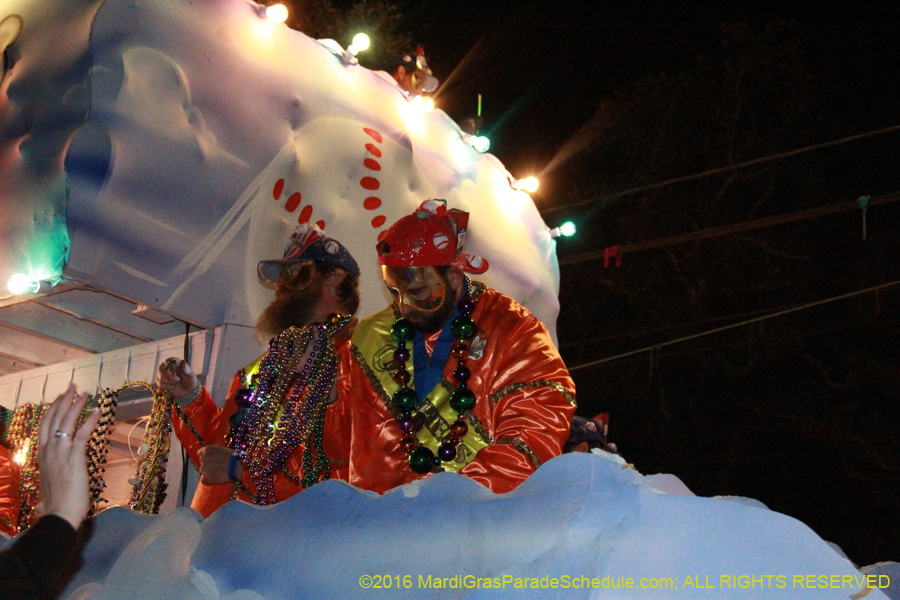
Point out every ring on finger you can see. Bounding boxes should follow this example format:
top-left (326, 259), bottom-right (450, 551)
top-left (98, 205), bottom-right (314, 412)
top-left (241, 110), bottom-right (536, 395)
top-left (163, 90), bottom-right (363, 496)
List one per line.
top-left (54, 430), bottom-right (70, 438)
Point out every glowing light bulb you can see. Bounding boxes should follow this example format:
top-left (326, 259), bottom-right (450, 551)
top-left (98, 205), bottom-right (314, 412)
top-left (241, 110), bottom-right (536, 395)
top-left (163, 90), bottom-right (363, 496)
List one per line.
top-left (467, 135), bottom-right (489, 153)
top-left (549, 222), bottom-right (577, 238)
top-left (412, 95), bottom-right (434, 113)
top-left (344, 33), bottom-right (370, 63)
top-left (265, 4), bottom-right (288, 22)
top-left (7, 274), bottom-right (39, 295)
top-left (397, 98), bottom-right (425, 136)
top-left (352, 33), bottom-right (370, 52)
top-left (513, 177), bottom-right (539, 193)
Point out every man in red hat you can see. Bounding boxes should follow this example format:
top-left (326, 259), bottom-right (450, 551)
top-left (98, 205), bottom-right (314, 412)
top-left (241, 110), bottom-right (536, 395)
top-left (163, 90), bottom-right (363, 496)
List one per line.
top-left (332, 200), bottom-right (576, 494)
top-left (157, 223), bottom-right (359, 516)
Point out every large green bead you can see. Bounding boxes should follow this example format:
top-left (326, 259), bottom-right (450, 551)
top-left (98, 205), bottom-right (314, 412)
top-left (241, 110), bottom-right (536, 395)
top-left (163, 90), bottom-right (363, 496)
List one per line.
top-left (450, 316), bottom-right (476, 340)
top-left (392, 387), bottom-right (419, 411)
top-left (449, 388), bottom-right (476, 414)
top-left (408, 446), bottom-right (435, 473)
top-left (391, 319), bottom-right (414, 342)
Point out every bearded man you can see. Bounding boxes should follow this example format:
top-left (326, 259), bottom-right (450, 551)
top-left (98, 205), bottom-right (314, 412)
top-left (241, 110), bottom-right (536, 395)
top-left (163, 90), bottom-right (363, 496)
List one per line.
top-left (157, 224), bottom-right (359, 517)
top-left (332, 200), bottom-right (576, 494)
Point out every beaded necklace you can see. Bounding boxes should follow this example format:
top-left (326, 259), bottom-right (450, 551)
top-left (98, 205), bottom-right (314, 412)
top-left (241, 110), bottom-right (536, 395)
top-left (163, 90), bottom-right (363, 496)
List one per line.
top-left (5, 404), bottom-right (47, 531)
top-left (130, 386), bottom-right (174, 514)
top-left (230, 315), bottom-right (349, 504)
top-left (85, 388), bottom-right (118, 516)
top-left (389, 285), bottom-right (478, 474)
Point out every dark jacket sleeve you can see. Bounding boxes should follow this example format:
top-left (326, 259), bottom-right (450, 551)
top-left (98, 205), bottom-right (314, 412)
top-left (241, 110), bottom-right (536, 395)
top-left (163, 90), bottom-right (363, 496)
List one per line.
top-left (0, 515), bottom-right (83, 600)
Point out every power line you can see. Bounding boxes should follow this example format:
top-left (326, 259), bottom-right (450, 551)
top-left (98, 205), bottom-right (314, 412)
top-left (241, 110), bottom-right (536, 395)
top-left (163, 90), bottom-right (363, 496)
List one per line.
top-left (567, 280), bottom-right (900, 372)
top-left (559, 307), bottom-right (774, 349)
top-left (568, 317), bottom-right (900, 367)
top-left (559, 191), bottom-right (900, 267)
top-left (542, 123), bottom-right (900, 216)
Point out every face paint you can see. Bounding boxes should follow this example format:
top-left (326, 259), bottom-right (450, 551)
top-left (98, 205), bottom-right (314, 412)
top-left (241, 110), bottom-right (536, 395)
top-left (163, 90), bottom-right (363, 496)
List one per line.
top-left (382, 265), bottom-right (456, 332)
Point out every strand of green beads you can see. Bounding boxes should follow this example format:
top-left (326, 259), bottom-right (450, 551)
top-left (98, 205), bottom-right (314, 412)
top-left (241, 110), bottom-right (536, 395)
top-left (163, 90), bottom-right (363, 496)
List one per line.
top-left (390, 290), bottom-right (479, 475)
top-left (438, 293), bottom-right (477, 462)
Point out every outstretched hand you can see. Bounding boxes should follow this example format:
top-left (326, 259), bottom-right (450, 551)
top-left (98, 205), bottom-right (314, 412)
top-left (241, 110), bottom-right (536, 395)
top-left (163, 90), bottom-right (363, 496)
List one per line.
top-left (157, 358), bottom-right (198, 399)
top-left (37, 383), bottom-right (101, 529)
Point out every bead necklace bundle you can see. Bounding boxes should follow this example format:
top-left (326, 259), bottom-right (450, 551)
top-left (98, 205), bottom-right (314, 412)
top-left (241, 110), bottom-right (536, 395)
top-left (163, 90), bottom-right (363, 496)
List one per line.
top-left (3, 404), bottom-right (35, 466)
top-left (5, 403), bottom-right (47, 532)
top-left (129, 385), bottom-right (174, 514)
top-left (230, 315), bottom-right (349, 504)
top-left (390, 289), bottom-right (478, 474)
top-left (3, 390), bottom-right (118, 525)
top-left (1, 382), bottom-right (172, 520)
top-left (84, 388), bottom-right (119, 516)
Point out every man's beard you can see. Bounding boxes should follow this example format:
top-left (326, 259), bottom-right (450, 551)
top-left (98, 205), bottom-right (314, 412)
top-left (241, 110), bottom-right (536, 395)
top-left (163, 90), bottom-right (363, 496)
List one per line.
top-left (406, 279), bottom-right (458, 333)
top-left (255, 284), bottom-right (321, 341)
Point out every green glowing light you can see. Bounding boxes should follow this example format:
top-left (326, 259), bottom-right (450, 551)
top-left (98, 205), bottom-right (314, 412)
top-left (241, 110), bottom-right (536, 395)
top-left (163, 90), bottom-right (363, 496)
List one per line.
top-left (471, 135), bottom-right (490, 153)
top-left (7, 274), bottom-right (39, 295)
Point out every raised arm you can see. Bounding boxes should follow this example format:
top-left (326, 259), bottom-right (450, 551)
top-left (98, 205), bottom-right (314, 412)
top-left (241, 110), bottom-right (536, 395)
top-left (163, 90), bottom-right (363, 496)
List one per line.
top-left (37, 384), bottom-right (101, 529)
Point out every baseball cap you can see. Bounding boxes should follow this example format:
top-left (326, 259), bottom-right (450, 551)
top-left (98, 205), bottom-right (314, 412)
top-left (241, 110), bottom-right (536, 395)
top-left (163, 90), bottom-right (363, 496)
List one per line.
top-left (258, 223), bottom-right (359, 287)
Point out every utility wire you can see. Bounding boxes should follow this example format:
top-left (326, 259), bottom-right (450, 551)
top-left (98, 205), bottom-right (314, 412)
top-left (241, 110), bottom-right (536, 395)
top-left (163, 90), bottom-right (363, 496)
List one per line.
top-left (542, 123), bottom-right (900, 215)
top-left (573, 317), bottom-right (900, 366)
top-left (567, 280), bottom-right (900, 372)
top-left (560, 306), bottom-right (789, 349)
top-left (559, 191), bottom-right (900, 266)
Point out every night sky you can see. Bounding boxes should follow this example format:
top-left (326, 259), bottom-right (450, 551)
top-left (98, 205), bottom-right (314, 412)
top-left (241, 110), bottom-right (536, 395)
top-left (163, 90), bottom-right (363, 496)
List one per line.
top-left (396, 1), bottom-right (900, 564)
top-left (404, 1), bottom-right (900, 204)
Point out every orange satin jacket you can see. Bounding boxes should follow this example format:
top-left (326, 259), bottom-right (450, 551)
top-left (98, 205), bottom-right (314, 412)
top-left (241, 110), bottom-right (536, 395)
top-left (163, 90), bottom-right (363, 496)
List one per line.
top-left (172, 341), bottom-right (351, 518)
top-left (332, 286), bottom-right (576, 494)
top-left (0, 445), bottom-right (20, 536)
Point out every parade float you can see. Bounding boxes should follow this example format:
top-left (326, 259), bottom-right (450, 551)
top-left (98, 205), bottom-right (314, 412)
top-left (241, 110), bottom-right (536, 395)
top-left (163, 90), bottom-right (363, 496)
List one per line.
top-left (0, 0), bottom-right (893, 597)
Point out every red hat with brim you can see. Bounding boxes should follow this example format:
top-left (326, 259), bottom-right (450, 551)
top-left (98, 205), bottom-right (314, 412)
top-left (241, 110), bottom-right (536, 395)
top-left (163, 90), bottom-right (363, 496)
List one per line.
top-left (377, 200), bottom-right (489, 274)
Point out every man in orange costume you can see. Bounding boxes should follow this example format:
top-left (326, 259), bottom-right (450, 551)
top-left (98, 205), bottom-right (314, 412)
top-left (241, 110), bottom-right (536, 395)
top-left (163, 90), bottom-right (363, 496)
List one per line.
top-left (0, 411), bottom-right (20, 536)
top-left (157, 224), bottom-right (358, 517)
top-left (333, 200), bottom-right (576, 493)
